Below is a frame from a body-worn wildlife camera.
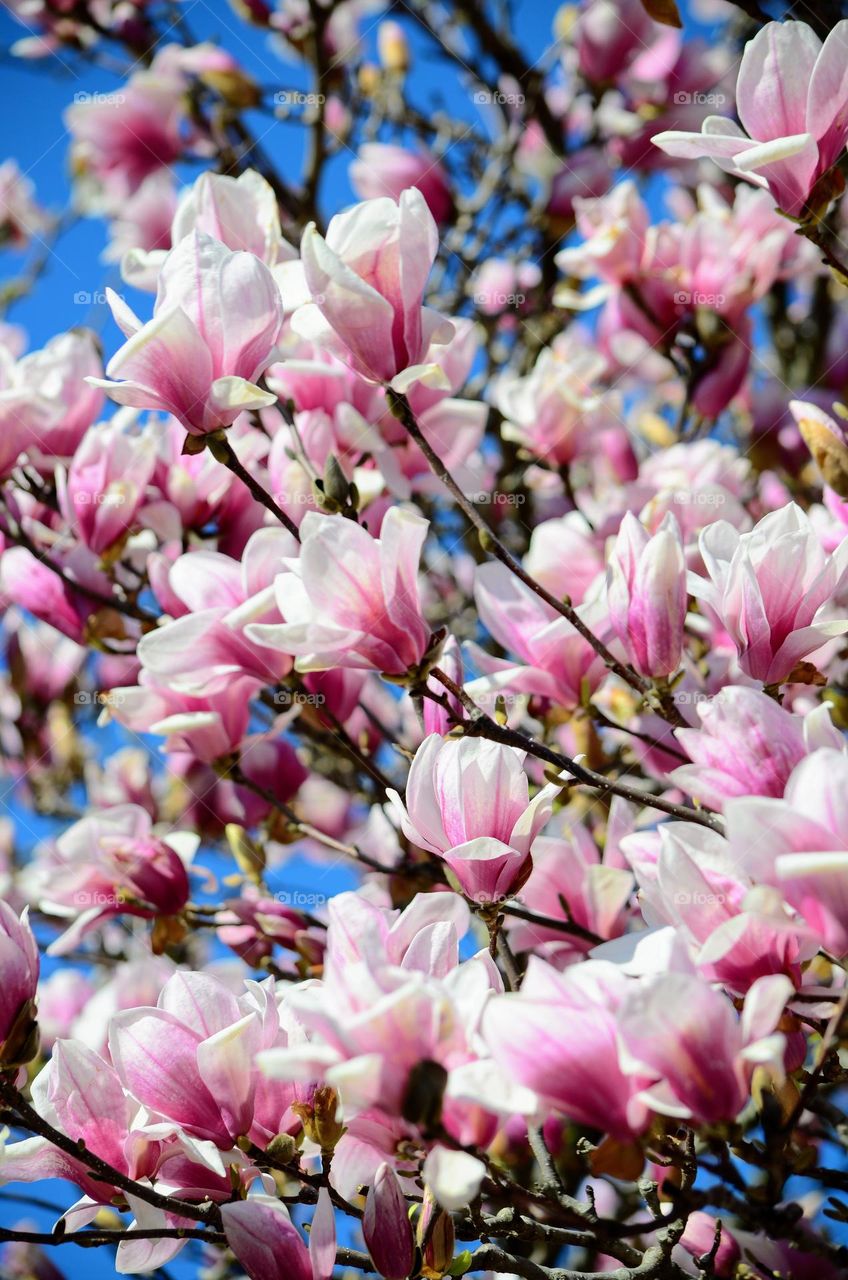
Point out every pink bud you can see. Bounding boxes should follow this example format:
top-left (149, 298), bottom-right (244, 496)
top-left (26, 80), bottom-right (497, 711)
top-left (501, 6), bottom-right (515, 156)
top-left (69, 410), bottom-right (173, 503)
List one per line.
top-left (221, 1197), bottom-right (312, 1280)
top-left (0, 902), bottom-right (40, 1068)
top-left (607, 512), bottom-right (686, 679)
top-left (363, 1163), bottom-right (414, 1280)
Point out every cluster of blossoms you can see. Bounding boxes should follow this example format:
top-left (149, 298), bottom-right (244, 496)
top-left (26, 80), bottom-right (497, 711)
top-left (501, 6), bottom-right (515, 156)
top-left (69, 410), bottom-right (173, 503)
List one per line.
top-left (3, 2), bottom-right (848, 1280)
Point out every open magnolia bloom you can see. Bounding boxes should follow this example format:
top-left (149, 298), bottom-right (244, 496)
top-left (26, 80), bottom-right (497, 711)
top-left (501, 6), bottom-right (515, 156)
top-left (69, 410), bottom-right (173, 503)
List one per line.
top-left (90, 231), bottom-right (284, 436)
top-left (5, 5), bottom-right (848, 1280)
top-left (653, 20), bottom-right (848, 218)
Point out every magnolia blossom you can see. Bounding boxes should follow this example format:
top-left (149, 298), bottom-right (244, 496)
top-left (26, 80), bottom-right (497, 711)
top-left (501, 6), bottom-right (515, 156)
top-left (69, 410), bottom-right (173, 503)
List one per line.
top-left (221, 1197), bottom-right (312, 1280)
top-left (350, 143), bottom-right (454, 224)
top-left (607, 512), bottom-right (687, 679)
top-left (122, 168), bottom-right (296, 290)
top-left (616, 971), bottom-right (792, 1125)
top-left (38, 805), bottom-right (195, 954)
top-left (485, 958), bottom-right (651, 1140)
top-left (0, 158), bottom-right (48, 247)
top-left (727, 749), bottom-right (848, 956)
top-left (57, 414), bottom-right (157, 555)
top-left (91, 231), bottom-right (284, 436)
top-left (362, 1162), bottom-right (415, 1280)
top-left (65, 71), bottom-right (190, 201)
top-left (653, 20), bottom-right (848, 218)
top-left (109, 970), bottom-right (300, 1148)
top-left (389, 733), bottom-right (556, 902)
top-left (689, 504), bottom-right (848, 685)
top-left (248, 508), bottom-right (433, 677)
top-left (0, 902), bottom-right (39, 1068)
top-left (292, 190), bottom-right (454, 387)
top-left (670, 687), bottom-right (844, 811)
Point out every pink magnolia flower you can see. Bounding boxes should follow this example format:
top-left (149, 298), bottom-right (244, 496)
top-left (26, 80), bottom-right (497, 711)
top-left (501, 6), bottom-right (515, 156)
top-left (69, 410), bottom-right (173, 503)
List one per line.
top-left (523, 512), bottom-right (605, 606)
top-left (727, 749), bottom-right (848, 956)
top-left (292, 190), bottom-right (454, 387)
top-left (0, 158), bottom-right (49, 247)
top-left (485, 958), bottom-right (652, 1141)
top-left (0, 545), bottom-right (116, 643)
top-left (58, 415), bottom-right (157, 556)
top-left (506, 810), bottom-right (634, 966)
top-left (248, 508), bottom-right (433, 677)
top-left (653, 20), bottom-right (848, 218)
top-left (103, 171), bottom-right (177, 276)
top-left (109, 674), bottom-right (254, 764)
top-left (363, 1162), bottom-right (415, 1280)
top-left (617, 972), bottom-right (792, 1126)
top-left (670, 687), bottom-right (844, 812)
top-left (1, 1038), bottom-right (150, 1205)
top-left (221, 1196), bottom-right (312, 1280)
top-left (620, 820), bottom-right (813, 995)
top-left (689, 504), bottom-right (848, 685)
top-left (91, 231), bottom-right (284, 436)
top-left (468, 561), bottom-right (607, 710)
top-left (389, 734), bottom-right (555, 871)
top-left (139, 527), bottom-right (297, 696)
top-left (9, 330), bottom-right (105, 461)
top-left (65, 72), bottom-right (189, 201)
top-left (574, 0), bottom-right (667, 85)
top-left (0, 902), bottom-right (39, 1067)
top-left (122, 168), bottom-right (296, 291)
top-left (35, 969), bottom-right (95, 1051)
top-left (259, 891), bottom-right (528, 1138)
top-left (440, 838), bottom-right (533, 905)
top-left (1, 1033), bottom-right (239, 1269)
top-left (469, 258), bottom-right (541, 318)
top-left (491, 332), bottom-right (607, 468)
top-left (40, 805), bottom-right (194, 954)
top-left (350, 143), bottom-right (454, 224)
top-left (109, 970), bottom-right (299, 1148)
top-left (607, 512), bottom-right (687, 679)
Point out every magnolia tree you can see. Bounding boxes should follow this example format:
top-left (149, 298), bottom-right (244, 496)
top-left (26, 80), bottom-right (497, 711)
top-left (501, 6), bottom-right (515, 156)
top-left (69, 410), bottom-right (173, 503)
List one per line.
top-left (4, 0), bottom-right (848, 1277)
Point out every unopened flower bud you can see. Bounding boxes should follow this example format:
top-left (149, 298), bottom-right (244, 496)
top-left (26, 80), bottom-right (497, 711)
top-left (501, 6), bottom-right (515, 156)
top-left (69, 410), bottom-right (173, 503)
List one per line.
top-left (292, 1085), bottom-right (345, 1154)
top-left (0, 904), bottom-right (39, 1069)
top-left (377, 21), bottom-right (410, 74)
top-left (363, 1163), bottom-right (414, 1280)
top-left (790, 400), bottom-right (848, 499)
top-left (418, 1189), bottom-right (455, 1279)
